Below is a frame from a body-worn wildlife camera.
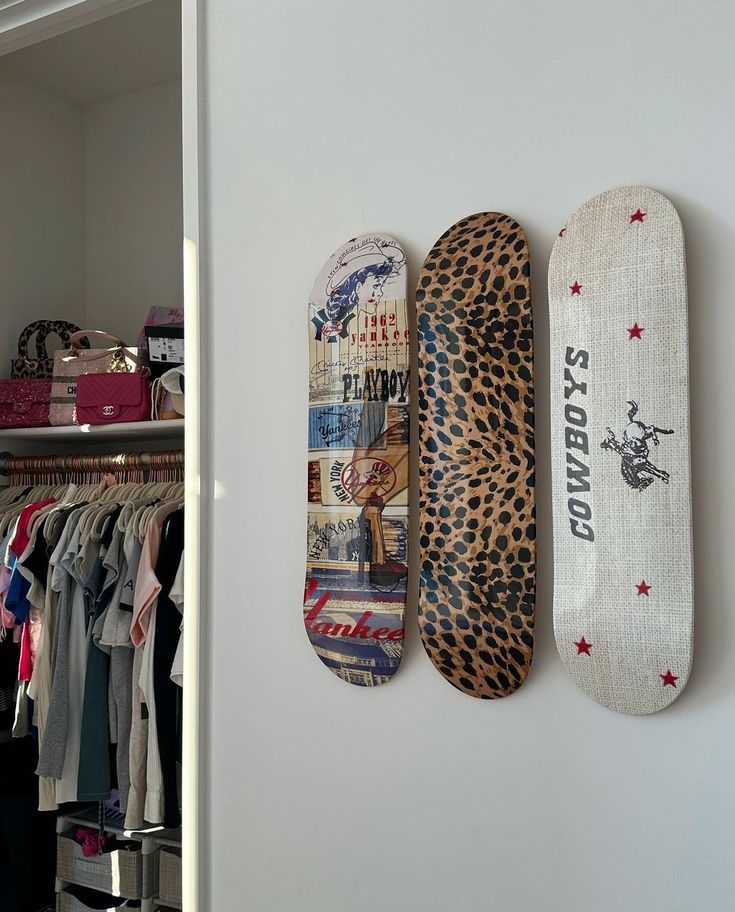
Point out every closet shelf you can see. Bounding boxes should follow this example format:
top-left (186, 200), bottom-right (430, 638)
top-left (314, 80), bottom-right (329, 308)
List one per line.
top-left (129, 826), bottom-right (182, 848)
top-left (0, 419), bottom-right (184, 442)
top-left (58, 807), bottom-right (182, 847)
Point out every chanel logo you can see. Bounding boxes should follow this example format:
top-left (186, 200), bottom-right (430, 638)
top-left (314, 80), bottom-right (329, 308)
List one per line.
top-left (102, 405), bottom-right (115, 416)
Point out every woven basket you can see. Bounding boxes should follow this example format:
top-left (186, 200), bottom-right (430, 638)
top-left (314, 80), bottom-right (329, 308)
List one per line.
top-left (56, 829), bottom-right (146, 899)
top-left (157, 847), bottom-right (182, 906)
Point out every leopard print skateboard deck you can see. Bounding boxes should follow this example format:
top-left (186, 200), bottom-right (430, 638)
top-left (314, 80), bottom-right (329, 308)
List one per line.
top-left (416, 213), bottom-right (535, 698)
top-left (304, 234), bottom-right (409, 686)
top-left (549, 186), bottom-right (693, 714)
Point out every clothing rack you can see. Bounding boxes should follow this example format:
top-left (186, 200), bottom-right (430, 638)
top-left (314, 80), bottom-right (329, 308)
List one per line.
top-left (0, 449), bottom-right (184, 480)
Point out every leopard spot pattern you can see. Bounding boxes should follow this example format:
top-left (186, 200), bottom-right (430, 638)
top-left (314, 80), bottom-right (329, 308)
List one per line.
top-left (416, 212), bottom-right (535, 698)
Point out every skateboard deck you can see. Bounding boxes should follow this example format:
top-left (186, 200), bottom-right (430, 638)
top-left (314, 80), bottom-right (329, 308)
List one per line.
top-left (416, 213), bottom-right (535, 698)
top-left (304, 234), bottom-right (409, 686)
top-left (549, 186), bottom-right (693, 714)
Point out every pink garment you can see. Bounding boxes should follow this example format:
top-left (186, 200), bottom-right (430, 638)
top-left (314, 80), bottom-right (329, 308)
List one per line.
top-left (18, 619), bottom-right (32, 681)
top-left (130, 501), bottom-right (183, 647)
top-left (10, 498), bottom-right (56, 559)
top-left (75, 828), bottom-right (107, 857)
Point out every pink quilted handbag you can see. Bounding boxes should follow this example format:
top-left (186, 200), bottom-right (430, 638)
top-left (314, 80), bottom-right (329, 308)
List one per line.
top-left (76, 372), bottom-right (151, 425)
top-left (0, 379), bottom-right (52, 428)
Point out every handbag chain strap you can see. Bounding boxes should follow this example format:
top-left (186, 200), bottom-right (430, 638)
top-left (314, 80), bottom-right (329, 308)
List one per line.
top-left (108, 349), bottom-right (131, 373)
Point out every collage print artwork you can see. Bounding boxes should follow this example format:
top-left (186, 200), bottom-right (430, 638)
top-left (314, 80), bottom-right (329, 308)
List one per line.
top-left (304, 235), bottom-right (410, 686)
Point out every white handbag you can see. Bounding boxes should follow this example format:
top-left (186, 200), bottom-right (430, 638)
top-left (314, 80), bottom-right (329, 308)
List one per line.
top-left (152, 365), bottom-right (185, 419)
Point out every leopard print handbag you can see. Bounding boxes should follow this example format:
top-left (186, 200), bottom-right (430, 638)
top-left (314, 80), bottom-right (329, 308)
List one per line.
top-left (10, 320), bottom-right (84, 379)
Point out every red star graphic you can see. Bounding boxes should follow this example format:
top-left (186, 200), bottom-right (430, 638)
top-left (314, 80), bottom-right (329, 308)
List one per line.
top-left (630, 209), bottom-right (646, 223)
top-left (627, 322), bottom-right (644, 340)
top-left (636, 579), bottom-right (652, 596)
top-left (574, 637), bottom-right (592, 655)
top-left (570, 281), bottom-right (583, 296)
top-left (559, 227), bottom-right (567, 237)
top-left (660, 669), bottom-right (678, 687)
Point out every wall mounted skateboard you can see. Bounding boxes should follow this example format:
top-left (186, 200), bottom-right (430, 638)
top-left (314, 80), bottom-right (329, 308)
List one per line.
top-left (549, 186), bottom-right (693, 714)
top-left (416, 213), bottom-right (535, 698)
top-left (304, 234), bottom-right (409, 686)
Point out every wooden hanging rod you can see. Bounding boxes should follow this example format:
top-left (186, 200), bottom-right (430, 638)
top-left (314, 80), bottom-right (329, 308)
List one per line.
top-left (0, 449), bottom-right (184, 476)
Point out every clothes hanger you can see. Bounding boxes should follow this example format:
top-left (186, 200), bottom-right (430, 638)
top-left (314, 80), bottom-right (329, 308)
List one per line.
top-left (0, 486), bottom-right (23, 507)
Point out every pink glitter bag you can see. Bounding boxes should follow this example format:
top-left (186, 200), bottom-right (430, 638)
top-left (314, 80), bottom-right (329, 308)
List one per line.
top-left (0, 379), bottom-right (51, 428)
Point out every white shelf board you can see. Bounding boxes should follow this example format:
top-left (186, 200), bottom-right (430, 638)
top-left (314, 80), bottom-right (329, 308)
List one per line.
top-left (0, 419), bottom-right (184, 443)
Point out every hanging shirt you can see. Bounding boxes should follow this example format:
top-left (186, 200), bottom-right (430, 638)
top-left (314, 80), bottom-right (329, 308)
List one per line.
top-left (9, 498), bottom-right (56, 559)
top-left (30, 504), bottom-right (80, 812)
top-left (96, 521), bottom-right (135, 813)
top-left (169, 552), bottom-right (184, 688)
top-left (99, 525), bottom-right (134, 649)
top-left (153, 508), bottom-right (184, 828)
top-left (77, 506), bottom-right (122, 801)
top-left (130, 500), bottom-right (183, 648)
top-left (127, 499), bottom-right (181, 828)
top-left (36, 508), bottom-right (88, 804)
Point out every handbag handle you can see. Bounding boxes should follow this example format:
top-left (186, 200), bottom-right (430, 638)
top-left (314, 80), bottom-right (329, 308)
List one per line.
top-left (69, 330), bottom-right (126, 352)
top-left (66, 330), bottom-right (140, 368)
top-left (17, 321), bottom-right (83, 362)
top-left (36, 322), bottom-right (86, 358)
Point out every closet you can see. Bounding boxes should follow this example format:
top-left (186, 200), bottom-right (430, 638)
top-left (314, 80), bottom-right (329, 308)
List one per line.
top-left (0, 2), bottom-right (190, 911)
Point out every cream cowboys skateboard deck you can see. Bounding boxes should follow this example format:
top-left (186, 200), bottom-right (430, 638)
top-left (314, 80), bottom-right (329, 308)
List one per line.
top-left (549, 186), bottom-right (693, 714)
top-left (416, 213), bottom-right (535, 698)
top-left (304, 234), bottom-right (409, 686)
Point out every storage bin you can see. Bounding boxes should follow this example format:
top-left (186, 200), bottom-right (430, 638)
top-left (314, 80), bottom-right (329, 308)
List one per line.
top-left (57, 885), bottom-right (140, 911)
top-left (56, 828), bottom-right (150, 899)
top-left (157, 847), bottom-right (182, 906)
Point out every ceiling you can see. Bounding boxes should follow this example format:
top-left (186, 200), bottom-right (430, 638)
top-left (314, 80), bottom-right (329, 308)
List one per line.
top-left (0, 0), bottom-right (181, 106)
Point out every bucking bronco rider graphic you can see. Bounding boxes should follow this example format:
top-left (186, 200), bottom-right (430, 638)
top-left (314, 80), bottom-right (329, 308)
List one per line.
top-left (601, 400), bottom-right (674, 491)
top-left (311, 240), bottom-right (405, 342)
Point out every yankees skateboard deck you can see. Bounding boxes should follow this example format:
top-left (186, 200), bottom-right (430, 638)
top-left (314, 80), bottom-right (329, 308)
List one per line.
top-left (549, 186), bottom-right (693, 714)
top-left (304, 234), bottom-right (409, 686)
top-left (416, 213), bottom-right (535, 698)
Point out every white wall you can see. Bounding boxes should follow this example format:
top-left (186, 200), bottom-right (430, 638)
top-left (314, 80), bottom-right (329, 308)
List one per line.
top-left (84, 79), bottom-right (183, 343)
top-left (203, 2), bottom-right (735, 910)
top-left (0, 68), bottom-right (85, 368)
top-left (0, 71), bottom-right (182, 364)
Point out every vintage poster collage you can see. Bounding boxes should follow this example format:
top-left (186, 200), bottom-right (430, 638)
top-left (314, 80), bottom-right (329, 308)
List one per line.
top-left (304, 235), bottom-right (409, 686)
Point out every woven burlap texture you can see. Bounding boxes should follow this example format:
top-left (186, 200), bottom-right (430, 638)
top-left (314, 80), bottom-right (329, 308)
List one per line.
top-left (549, 186), bottom-right (693, 714)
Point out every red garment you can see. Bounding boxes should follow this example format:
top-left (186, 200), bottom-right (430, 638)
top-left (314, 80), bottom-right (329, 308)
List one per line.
top-left (9, 498), bottom-right (56, 558)
top-left (11, 497), bottom-right (55, 680)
